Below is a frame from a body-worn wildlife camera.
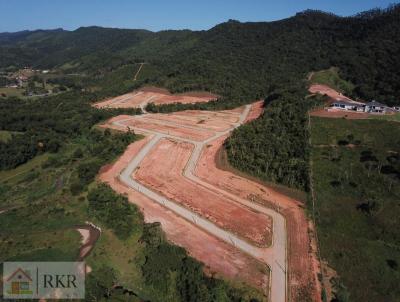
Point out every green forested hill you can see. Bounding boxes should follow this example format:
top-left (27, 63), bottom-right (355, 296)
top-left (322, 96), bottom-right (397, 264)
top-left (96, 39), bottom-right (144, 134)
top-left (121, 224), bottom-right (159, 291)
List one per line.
top-left (1, 5), bottom-right (399, 105)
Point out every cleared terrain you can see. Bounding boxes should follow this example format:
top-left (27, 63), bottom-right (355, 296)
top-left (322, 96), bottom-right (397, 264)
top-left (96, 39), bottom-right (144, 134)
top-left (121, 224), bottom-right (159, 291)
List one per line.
top-left (93, 87), bottom-right (218, 110)
top-left (97, 100), bottom-right (320, 301)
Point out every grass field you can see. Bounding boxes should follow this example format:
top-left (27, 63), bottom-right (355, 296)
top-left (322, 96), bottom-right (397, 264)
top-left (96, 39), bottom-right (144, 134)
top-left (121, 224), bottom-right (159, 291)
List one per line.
top-left (0, 81), bottom-right (67, 99)
top-left (369, 113), bottom-right (400, 122)
top-left (310, 117), bottom-right (400, 302)
top-left (0, 87), bottom-right (25, 98)
top-left (0, 153), bottom-right (49, 185)
top-left (310, 67), bottom-right (355, 95)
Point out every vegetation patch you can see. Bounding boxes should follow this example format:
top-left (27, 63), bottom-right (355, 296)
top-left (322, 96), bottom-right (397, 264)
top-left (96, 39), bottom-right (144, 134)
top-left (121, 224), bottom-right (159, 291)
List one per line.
top-left (225, 88), bottom-right (325, 190)
top-left (310, 117), bottom-right (400, 302)
top-left (310, 67), bottom-right (355, 95)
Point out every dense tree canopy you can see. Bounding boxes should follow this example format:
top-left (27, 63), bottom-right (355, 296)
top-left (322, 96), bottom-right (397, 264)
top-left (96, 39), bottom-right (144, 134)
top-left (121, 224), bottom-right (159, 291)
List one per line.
top-left (1, 5), bottom-right (399, 105)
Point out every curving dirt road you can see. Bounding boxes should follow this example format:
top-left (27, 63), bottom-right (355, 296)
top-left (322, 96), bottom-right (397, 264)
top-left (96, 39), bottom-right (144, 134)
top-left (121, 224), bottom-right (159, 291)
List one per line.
top-left (76, 224), bottom-right (101, 261)
top-left (112, 105), bottom-right (288, 302)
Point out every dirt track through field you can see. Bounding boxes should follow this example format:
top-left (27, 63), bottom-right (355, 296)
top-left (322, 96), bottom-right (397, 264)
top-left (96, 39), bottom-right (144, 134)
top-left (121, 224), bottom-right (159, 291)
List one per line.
top-left (99, 100), bottom-right (320, 301)
top-left (76, 224), bottom-right (101, 261)
top-left (133, 63), bottom-right (144, 81)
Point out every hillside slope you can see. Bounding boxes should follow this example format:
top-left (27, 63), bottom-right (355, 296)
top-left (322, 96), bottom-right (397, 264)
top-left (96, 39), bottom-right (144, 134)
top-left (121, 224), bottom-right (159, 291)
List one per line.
top-left (1, 5), bottom-right (400, 105)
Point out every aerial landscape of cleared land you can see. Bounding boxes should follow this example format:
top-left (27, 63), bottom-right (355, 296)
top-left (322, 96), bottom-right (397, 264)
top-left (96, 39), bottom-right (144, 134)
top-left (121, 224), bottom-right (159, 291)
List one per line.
top-left (1, 2), bottom-right (400, 302)
top-left (98, 99), bottom-right (320, 302)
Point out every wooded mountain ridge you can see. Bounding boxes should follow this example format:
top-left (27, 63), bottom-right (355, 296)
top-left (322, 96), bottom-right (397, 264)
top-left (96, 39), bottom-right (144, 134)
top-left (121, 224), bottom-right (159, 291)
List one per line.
top-left (1, 4), bottom-right (399, 105)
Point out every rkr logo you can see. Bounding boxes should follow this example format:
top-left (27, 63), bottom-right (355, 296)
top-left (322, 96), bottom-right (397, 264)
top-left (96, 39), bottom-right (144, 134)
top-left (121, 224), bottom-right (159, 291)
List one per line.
top-left (43, 274), bottom-right (78, 289)
top-left (3, 262), bottom-right (85, 299)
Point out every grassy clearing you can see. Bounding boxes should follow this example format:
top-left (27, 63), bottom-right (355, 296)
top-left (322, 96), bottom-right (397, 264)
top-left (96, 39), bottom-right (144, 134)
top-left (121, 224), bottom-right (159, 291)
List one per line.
top-left (0, 229), bottom-right (80, 262)
top-left (0, 130), bottom-right (22, 142)
top-left (0, 87), bottom-right (25, 98)
top-left (85, 228), bottom-right (150, 298)
top-left (369, 113), bottom-right (400, 122)
top-left (0, 153), bottom-right (49, 181)
top-left (311, 117), bottom-right (400, 302)
top-left (310, 67), bottom-right (355, 95)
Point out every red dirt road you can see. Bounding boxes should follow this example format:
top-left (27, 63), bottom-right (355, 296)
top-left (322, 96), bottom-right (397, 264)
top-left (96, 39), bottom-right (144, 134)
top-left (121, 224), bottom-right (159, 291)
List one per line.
top-left (98, 138), bottom-right (269, 291)
top-left (134, 138), bottom-right (273, 247)
top-left (196, 136), bottom-right (321, 301)
top-left (309, 84), bottom-right (353, 101)
top-left (244, 100), bottom-right (265, 122)
top-left (98, 100), bottom-right (320, 301)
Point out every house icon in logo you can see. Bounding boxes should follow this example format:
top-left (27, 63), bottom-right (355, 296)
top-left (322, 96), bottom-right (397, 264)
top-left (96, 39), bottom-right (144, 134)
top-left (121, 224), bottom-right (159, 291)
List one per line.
top-left (6, 268), bottom-right (33, 295)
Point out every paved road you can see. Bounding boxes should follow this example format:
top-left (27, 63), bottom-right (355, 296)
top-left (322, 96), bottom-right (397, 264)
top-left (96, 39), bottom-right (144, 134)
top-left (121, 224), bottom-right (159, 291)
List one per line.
top-left (114, 105), bottom-right (287, 302)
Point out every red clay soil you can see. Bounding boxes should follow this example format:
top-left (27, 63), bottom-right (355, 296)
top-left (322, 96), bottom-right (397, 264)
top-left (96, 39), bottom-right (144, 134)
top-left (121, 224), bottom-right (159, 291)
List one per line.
top-left (93, 91), bottom-right (144, 109)
top-left (196, 136), bottom-right (322, 302)
top-left (99, 108), bottom-right (245, 140)
top-left (146, 110), bottom-right (241, 131)
top-left (98, 101), bottom-right (319, 300)
top-left (93, 88), bottom-right (217, 109)
top-left (134, 138), bottom-right (273, 247)
top-left (98, 138), bottom-right (269, 294)
top-left (244, 100), bottom-right (264, 122)
top-left (309, 84), bottom-right (353, 101)
top-left (310, 108), bottom-right (370, 119)
top-left (121, 118), bottom-right (216, 141)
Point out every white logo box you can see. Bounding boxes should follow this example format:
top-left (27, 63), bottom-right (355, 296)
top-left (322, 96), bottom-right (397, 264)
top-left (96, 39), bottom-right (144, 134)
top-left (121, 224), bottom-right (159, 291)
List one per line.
top-left (3, 262), bottom-right (85, 299)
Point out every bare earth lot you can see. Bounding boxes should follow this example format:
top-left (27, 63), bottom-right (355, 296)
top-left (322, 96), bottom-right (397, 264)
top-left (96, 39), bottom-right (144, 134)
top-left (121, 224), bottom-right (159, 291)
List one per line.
top-left (93, 87), bottom-right (218, 109)
top-left (135, 138), bottom-right (272, 247)
top-left (309, 84), bottom-right (354, 102)
top-left (97, 99), bottom-right (321, 302)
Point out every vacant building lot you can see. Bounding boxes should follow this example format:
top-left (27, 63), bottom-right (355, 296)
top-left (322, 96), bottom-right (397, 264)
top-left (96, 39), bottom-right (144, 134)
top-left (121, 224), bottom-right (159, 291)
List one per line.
top-left (98, 138), bottom-right (270, 292)
top-left (93, 87), bottom-right (218, 109)
top-left (134, 138), bottom-right (272, 247)
top-left (98, 100), bottom-right (321, 301)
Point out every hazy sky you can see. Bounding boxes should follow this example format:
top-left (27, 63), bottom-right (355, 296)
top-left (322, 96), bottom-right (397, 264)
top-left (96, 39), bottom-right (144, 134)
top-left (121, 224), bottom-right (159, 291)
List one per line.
top-left (0, 0), bottom-right (398, 32)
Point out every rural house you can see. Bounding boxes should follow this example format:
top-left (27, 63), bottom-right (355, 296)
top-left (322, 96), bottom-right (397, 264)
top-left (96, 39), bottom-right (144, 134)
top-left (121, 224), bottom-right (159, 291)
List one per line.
top-left (365, 100), bottom-right (388, 113)
top-left (331, 100), bottom-right (358, 110)
top-left (330, 99), bottom-right (392, 114)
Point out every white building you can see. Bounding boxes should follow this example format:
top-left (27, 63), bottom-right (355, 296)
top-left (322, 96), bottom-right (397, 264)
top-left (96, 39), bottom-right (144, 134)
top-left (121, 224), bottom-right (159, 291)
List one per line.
top-left (331, 100), bottom-right (364, 111)
top-left (365, 100), bottom-right (389, 114)
top-left (330, 99), bottom-right (394, 115)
